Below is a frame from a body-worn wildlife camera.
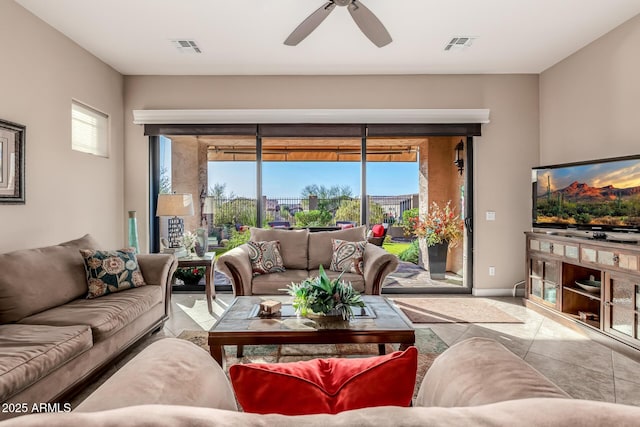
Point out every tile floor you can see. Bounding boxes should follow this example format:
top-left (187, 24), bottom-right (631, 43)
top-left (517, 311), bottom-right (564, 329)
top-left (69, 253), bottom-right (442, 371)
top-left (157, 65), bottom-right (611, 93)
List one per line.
top-left (75, 291), bottom-right (640, 407)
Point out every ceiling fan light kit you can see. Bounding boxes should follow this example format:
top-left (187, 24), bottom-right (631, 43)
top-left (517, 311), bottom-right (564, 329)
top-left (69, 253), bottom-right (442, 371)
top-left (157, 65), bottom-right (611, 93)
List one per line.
top-left (284, 0), bottom-right (392, 48)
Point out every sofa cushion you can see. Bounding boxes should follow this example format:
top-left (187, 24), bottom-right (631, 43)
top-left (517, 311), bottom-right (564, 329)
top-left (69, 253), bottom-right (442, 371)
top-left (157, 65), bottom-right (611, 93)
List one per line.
top-left (18, 286), bottom-right (162, 342)
top-left (308, 226), bottom-right (366, 270)
top-left (308, 269), bottom-right (365, 293)
top-left (0, 234), bottom-right (100, 323)
top-left (251, 270), bottom-right (311, 295)
top-left (416, 337), bottom-right (571, 407)
top-left (247, 241), bottom-right (285, 276)
top-left (250, 228), bottom-right (309, 270)
top-left (330, 239), bottom-right (366, 275)
top-left (229, 346), bottom-right (417, 415)
top-left (0, 324), bottom-right (92, 402)
top-left (80, 248), bottom-right (147, 298)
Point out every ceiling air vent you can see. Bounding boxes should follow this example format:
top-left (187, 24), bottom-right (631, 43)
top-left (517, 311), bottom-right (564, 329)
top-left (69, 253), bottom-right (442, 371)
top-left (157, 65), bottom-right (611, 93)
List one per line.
top-left (444, 37), bottom-right (475, 51)
top-left (172, 40), bottom-right (202, 53)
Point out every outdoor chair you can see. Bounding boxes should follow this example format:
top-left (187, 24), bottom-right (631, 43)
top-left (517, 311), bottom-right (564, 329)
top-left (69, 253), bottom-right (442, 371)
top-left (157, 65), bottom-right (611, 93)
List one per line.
top-left (367, 223), bottom-right (388, 246)
top-left (336, 220), bottom-right (357, 229)
top-left (268, 221), bottom-right (290, 229)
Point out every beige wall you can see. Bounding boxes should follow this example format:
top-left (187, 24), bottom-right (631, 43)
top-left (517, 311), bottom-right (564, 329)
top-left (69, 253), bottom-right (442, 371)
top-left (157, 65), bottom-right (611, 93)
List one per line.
top-left (540, 14), bottom-right (640, 165)
top-left (124, 74), bottom-right (539, 292)
top-left (0, 1), bottom-right (124, 253)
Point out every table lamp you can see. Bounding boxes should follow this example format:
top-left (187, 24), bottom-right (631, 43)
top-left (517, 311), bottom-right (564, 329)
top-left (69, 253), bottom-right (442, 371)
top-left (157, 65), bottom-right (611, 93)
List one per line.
top-left (156, 193), bottom-right (194, 250)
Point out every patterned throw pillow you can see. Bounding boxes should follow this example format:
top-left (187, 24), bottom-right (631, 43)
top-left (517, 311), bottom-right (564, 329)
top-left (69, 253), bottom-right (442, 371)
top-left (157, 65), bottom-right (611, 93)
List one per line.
top-left (247, 240), bottom-right (286, 276)
top-left (80, 248), bottom-right (147, 299)
top-left (330, 239), bottom-right (367, 275)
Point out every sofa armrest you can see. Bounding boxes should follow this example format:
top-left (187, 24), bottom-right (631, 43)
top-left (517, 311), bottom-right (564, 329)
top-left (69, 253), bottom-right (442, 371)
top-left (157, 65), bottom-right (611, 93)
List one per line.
top-left (137, 254), bottom-right (178, 316)
top-left (415, 337), bottom-right (570, 407)
top-left (216, 245), bottom-right (252, 296)
top-left (75, 338), bottom-right (238, 413)
top-left (363, 243), bottom-right (399, 295)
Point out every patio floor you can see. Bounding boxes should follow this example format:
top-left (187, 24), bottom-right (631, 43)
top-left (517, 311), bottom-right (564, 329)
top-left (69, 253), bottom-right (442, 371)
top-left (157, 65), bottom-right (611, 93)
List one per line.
top-left (382, 260), bottom-right (464, 289)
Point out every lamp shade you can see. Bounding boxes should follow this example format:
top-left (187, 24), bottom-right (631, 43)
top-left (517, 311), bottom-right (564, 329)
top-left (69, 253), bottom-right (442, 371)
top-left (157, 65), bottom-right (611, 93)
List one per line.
top-left (156, 193), bottom-right (195, 217)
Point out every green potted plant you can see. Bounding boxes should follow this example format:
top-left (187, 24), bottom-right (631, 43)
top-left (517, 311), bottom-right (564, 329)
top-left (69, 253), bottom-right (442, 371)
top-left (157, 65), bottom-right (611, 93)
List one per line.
top-left (285, 265), bottom-right (365, 321)
top-left (410, 201), bottom-right (463, 279)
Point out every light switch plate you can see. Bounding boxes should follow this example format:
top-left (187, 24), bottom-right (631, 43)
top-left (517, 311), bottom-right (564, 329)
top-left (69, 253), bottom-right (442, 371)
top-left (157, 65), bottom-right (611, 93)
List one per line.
top-left (486, 211), bottom-right (496, 221)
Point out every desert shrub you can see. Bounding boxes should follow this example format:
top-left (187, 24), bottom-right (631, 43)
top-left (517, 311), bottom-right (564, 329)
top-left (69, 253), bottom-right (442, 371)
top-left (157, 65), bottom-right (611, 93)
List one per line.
top-left (294, 210), bottom-right (333, 226)
top-left (225, 229), bottom-right (250, 250)
top-left (398, 239), bottom-right (420, 264)
top-left (334, 199), bottom-right (384, 224)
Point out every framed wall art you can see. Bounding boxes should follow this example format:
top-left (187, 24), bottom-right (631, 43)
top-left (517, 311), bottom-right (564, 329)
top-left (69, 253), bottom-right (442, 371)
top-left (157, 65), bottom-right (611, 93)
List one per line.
top-left (0, 119), bottom-right (25, 204)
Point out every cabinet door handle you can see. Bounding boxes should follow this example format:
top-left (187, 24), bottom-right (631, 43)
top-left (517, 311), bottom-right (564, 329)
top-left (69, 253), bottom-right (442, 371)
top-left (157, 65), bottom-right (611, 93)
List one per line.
top-left (613, 255), bottom-right (619, 263)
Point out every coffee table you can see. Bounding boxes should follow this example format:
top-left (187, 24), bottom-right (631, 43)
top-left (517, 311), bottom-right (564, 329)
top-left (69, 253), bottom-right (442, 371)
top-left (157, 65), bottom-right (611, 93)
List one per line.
top-left (208, 295), bottom-right (415, 365)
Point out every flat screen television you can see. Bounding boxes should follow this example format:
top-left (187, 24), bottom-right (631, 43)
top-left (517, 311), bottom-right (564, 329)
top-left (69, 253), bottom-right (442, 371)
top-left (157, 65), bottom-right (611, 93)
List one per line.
top-left (532, 155), bottom-right (640, 232)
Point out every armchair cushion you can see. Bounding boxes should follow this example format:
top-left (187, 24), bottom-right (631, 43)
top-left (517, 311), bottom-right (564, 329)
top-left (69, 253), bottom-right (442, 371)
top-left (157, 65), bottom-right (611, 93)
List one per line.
top-left (308, 226), bottom-right (367, 270)
top-left (330, 239), bottom-right (366, 275)
top-left (229, 346), bottom-right (418, 415)
top-left (247, 241), bottom-right (285, 276)
top-left (250, 228), bottom-right (309, 270)
top-left (308, 269), bottom-right (364, 293)
top-left (251, 270), bottom-right (310, 295)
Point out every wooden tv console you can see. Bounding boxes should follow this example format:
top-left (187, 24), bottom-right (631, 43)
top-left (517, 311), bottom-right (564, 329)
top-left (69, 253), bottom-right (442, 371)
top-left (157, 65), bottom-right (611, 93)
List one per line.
top-left (524, 231), bottom-right (640, 354)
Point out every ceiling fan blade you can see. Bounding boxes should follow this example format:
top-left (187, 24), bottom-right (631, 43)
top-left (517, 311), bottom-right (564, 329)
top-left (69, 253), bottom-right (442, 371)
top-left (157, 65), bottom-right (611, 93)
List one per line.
top-left (284, 1), bottom-right (336, 46)
top-left (348, 0), bottom-right (392, 47)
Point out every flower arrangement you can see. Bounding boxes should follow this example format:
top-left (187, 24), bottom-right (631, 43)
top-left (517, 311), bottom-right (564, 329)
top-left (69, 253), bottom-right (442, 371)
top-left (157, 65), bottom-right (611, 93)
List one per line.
top-left (181, 231), bottom-right (198, 254)
top-left (284, 265), bottom-right (365, 320)
top-left (174, 266), bottom-right (206, 285)
top-left (411, 201), bottom-right (463, 247)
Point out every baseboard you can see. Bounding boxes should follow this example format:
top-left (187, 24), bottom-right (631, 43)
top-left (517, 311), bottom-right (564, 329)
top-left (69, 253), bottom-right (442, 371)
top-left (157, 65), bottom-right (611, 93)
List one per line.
top-left (472, 288), bottom-right (519, 297)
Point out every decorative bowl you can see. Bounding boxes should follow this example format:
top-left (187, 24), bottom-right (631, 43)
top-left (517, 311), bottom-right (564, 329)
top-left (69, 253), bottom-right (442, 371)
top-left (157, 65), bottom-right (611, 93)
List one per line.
top-left (575, 279), bottom-right (601, 293)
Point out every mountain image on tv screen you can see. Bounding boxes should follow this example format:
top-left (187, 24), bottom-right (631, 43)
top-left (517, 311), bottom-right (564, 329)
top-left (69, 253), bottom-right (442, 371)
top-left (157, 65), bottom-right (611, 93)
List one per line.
top-left (535, 158), bottom-right (640, 228)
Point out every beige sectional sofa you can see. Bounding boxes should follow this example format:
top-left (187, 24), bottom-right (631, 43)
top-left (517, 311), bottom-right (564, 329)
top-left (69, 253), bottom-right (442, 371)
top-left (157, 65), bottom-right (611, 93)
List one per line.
top-left (0, 235), bottom-right (177, 418)
top-left (3, 336), bottom-right (640, 426)
top-left (217, 226), bottom-right (398, 296)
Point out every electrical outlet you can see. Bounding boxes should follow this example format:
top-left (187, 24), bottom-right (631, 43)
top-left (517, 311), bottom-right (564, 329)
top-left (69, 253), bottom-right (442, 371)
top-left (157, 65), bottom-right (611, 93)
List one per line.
top-left (488, 266), bottom-right (496, 276)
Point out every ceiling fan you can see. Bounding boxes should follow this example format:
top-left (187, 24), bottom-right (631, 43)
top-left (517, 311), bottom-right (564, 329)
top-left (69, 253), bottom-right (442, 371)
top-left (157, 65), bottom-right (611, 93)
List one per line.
top-left (284, 0), bottom-right (392, 48)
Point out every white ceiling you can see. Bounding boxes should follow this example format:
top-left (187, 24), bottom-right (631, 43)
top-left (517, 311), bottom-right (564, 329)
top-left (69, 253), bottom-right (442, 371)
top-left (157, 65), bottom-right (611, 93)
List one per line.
top-left (15, 0), bottom-right (640, 76)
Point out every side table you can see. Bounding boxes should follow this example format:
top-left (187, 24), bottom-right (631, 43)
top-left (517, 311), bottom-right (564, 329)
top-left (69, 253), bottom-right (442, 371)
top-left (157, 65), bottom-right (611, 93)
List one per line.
top-left (176, 254), bottom-right (215, 312)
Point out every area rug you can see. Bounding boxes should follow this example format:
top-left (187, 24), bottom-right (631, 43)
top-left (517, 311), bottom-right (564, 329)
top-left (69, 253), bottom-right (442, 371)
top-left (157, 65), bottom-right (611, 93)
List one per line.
top-left (392, 297), bottom-right (524, 324)
top-left (177, 328), bottom-right (447, 400)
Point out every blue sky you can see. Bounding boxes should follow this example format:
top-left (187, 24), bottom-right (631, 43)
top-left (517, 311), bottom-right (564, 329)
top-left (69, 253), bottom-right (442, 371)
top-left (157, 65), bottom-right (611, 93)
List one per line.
top-left (161, 137), bottom-right (419, 197)
top-left (208, 161), bottom-right (419, 197)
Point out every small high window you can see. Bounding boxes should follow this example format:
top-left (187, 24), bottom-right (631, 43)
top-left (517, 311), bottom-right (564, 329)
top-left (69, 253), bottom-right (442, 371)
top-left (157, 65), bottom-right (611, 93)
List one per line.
top-left (72, 100), bottom-right (109, 157)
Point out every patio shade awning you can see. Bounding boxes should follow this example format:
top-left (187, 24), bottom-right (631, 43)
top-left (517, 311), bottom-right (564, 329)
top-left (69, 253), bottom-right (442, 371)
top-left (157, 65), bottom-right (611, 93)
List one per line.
top-left (167, 136), bottom-right (423, 162)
